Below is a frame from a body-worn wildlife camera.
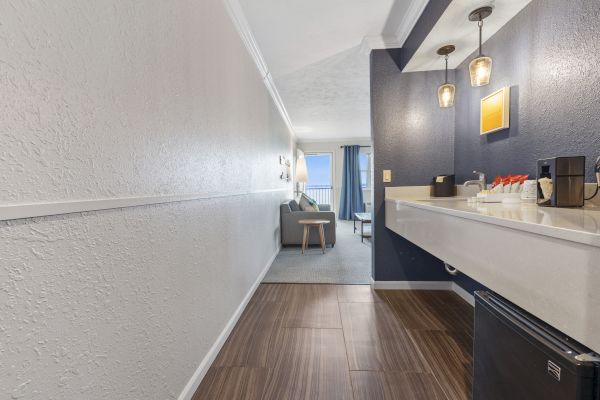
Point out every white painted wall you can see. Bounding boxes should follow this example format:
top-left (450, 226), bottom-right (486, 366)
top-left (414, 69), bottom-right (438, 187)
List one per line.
top-left (298, 139), bottom-right (372, 213)
top-left (0, 1), bottom-right (293, 399)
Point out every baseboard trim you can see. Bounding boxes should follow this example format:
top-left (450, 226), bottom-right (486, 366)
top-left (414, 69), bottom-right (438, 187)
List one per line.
top-left (177, 244), bottom-right (280, 400)
top-left (372, 280), bottom-right (453, 290)
top-left (451, 282), bottom-right (475, 307)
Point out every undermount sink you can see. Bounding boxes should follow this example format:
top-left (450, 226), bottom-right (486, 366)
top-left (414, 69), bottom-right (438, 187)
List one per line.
top-left (416, 197), bottom-right (468, 202)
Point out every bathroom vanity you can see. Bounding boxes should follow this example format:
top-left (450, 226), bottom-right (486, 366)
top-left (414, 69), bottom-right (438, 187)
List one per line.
top-left (385, 186), bottom-right (600, 353)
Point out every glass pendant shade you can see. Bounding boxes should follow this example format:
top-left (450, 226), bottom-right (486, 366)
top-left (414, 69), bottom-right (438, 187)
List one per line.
top-left (436, 45), bottom-right (456, 108)
top-left (438, 83), bottom-right (455, 108)
top-left (468, 7), bottom-right (494, 87)
top-left (469, 56), bottom-right (492, 87)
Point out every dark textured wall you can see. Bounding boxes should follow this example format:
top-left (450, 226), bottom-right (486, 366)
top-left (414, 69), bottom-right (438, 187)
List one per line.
top-left (400, 0), bottom-right (452, 71)
top-left (371, 0), bottom-right (600, 286)
top-left (371, 49), bottom-right (454, 281)
top-left (454, 0), bottom-right (600, 183)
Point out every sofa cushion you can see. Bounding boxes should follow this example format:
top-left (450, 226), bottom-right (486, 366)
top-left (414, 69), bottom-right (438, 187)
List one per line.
top-left (289, 200), bottom-right (300, 212)
top-left (299, 193), bottom-right (320, 212)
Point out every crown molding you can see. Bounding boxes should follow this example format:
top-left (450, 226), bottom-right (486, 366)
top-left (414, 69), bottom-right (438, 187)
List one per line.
top-left (223, 0), bottom-right (296, 142)
top-left (361, 35), bottom-right (403, 51)
top-left (395, 0), bottom-right (429, 47)
top-left (358, 0), bottom-right (429, 51)
top-left (223, 0), bottom-right (268, 77)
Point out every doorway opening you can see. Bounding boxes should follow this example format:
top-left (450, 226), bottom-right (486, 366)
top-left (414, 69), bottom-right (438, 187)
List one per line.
top-left (264, 144), bottom-right (373, 285)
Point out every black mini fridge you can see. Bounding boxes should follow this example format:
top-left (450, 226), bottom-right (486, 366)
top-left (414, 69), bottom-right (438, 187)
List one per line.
top-left (474, 291), bottom-right (600, 400)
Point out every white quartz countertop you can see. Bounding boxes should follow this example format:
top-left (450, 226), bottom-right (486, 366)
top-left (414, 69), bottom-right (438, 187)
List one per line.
top-left (385, 195), bottom-right (600, 247)
top-left (385, 186), bottom-right (600, 352)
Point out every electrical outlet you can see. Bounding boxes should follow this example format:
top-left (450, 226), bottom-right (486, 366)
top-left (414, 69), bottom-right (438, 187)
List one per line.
top-left (383, 170), bottom-right (392, 183)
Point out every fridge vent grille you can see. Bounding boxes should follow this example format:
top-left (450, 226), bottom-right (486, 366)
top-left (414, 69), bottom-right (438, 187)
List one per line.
top-left (547, 360), bottom-right (561, 381)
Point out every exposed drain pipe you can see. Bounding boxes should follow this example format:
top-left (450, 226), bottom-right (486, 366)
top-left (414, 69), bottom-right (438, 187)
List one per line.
top-left (444, 262), bottom-right (459, 276)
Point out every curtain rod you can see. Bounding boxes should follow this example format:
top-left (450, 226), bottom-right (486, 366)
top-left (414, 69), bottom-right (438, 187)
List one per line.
top-left (339, 145), bottom-right (371, 148)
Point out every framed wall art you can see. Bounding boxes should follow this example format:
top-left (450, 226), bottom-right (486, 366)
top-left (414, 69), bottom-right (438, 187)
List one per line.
top-left (480, 86), bottom-right (510, 135)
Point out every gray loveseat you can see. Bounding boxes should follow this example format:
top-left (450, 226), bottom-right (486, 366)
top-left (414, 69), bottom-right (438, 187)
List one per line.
top-left (280, 200), bottom-right (336, 247)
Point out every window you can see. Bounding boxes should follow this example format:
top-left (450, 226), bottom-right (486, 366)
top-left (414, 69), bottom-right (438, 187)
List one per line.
top-left (304, 153), bottom-right (333, 206)
top-left (359, 153), bottom-right (370, 189)
top-left (305, 153), bottom-right (332, 189)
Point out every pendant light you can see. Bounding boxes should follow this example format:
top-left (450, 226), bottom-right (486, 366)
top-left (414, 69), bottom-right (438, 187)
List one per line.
top-left (468, 6), bottom-right (493, 87)
top-left (437, 45), bottom-right (456, 108)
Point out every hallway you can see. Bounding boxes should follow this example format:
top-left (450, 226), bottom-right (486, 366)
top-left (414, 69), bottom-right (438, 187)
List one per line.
top-left (5, 0), bottom-right (597, 398)
top-left (194, 284), bottom-right (473, 400)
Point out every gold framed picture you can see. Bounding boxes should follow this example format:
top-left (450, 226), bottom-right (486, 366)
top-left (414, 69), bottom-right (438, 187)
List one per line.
top-left (480, 86), bottom-right (510, 135)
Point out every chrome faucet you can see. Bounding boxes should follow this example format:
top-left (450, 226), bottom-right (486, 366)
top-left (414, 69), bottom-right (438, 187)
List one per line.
top-left (464, 170), bottom-right (487, 192)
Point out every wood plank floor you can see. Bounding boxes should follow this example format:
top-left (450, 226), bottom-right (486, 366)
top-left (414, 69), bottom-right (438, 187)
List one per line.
top-left (193, 284), bottom-right (473, 400)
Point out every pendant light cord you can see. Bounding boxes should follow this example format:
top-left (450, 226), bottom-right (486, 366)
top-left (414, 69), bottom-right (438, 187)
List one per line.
top-left (478, 19), bottom-right (483, 56)
top-left (585, 156), bottom-right (600, 201)
top-left (444, 55), bottom-right (449, 83)
top-left (587, 185), bottom-right (599, 201)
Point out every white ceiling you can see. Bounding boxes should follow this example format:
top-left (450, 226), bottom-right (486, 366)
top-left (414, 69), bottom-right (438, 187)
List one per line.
top-left (237, 0), bottom-right (530, 141)
top-left (276, 45), bottom-right (371, 141)
top-left (403, 0), bottom-right (532, 72)
top-left (239, 0), bottom-right (429, 140)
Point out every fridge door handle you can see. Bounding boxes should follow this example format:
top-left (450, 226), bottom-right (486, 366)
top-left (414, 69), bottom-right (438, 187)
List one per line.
top-left (574, 353), bottom-right (600, 362)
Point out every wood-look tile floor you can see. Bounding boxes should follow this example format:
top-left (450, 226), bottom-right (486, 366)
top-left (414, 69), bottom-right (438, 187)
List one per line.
top-left (193, 284), bottom-right (473, 400)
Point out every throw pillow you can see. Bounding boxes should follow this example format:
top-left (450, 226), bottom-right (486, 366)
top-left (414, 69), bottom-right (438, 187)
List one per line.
top-left (299, 193), bottom-right (320, 212)
top-left (289, 200), bottom-right (300, 212)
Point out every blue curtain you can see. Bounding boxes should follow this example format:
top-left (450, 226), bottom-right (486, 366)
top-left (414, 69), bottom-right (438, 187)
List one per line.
top-left (339, 145), bottom-right (364, 220)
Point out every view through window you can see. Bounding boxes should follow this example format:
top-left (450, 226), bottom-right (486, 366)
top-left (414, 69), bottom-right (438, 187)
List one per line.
top-left (359, 153), bottom-right (370, 189)
top-left (305, 153), bottom-right (332, 206)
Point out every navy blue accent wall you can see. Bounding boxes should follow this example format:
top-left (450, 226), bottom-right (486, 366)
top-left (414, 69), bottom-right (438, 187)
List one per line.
top-left (370, 49), bottom-right (454, 282)
top-left (454, 0), bottom-right (600, 183)
top-left (370, 0), bottom-right (600, 285)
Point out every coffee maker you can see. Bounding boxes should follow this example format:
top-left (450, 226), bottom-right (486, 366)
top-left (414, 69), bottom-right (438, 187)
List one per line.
top-left (537, 156), bottom-right (585, 207)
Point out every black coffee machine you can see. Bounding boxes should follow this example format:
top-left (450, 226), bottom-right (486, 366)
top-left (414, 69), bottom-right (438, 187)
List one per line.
top-left (537, 156), bottom-right (585, 207)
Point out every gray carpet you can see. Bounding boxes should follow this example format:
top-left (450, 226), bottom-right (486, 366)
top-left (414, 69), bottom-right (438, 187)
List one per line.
top-left (263, 220), bottom-right (372, 284)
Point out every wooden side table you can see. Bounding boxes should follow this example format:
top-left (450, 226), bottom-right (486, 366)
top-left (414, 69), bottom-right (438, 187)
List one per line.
top-left (298, 219), bottom-right (330, 254)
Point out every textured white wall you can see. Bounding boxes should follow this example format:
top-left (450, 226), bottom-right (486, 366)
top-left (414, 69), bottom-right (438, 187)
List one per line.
top-left (0, 1), bottom-right (292, 399)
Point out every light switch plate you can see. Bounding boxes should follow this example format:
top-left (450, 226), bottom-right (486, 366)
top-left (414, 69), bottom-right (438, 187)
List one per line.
top-left (383, 170), bottom-right (391, 183)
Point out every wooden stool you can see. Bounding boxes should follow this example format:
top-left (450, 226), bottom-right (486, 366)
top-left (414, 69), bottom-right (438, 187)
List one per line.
top-left (298, 219), bottom-right (330, 254)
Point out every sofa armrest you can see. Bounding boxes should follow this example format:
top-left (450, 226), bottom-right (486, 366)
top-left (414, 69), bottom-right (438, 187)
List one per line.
top-left (318, 204), bottom-right (331, 211)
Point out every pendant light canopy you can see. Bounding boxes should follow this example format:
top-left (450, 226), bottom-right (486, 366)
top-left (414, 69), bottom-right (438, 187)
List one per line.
top-left (437, 45), bottom-right (456, 108)
top-left (469, 6), bottom-right (493, 87)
